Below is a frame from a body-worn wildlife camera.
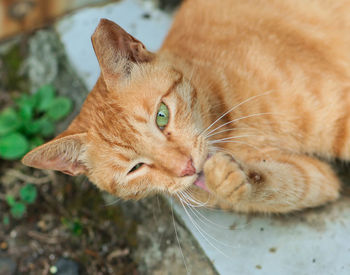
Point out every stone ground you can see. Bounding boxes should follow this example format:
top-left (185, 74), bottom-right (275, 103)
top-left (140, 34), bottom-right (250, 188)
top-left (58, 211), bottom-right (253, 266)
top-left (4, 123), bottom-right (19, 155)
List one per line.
top-left (0, 24), bottom-right (217, 275)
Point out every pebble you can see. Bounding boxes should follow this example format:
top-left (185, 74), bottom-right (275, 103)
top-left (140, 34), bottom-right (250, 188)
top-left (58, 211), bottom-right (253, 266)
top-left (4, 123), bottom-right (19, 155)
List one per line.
top-left (54, 258), bottom-right (79, 275)
top-left (0, 257), bottom-right (17, 275)
top-left (0, 242), bottom-right (8, 251)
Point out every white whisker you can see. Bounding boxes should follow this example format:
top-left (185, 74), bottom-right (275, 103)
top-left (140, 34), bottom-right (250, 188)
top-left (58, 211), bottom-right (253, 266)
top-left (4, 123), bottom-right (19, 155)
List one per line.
top-left (206, 112), bottom-right (276, 137)
top-left (178, 192), bottom-right (206, 208)
top-left (178, 198), bottom-right (232, 257)
top-left (104, 198), bottom-right (120, 206)
top-left (210, 140), bottom-right (263, 152)
top-left (183, 201), bottom-right (231, 230)
top-left (171, 198), bottom-right (189, 274)
top-left (181, 190), bottom-right (210, 207)
top-left (206, 127), bottom-right (252, 138)
top-left (201, 90), bottom-right (276, 136)
top-left (209, 134), bottom-right (258, 143)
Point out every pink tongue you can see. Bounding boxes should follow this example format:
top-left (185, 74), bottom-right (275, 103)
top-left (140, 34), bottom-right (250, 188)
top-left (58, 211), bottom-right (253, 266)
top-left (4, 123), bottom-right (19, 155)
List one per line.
top-left (194, 173), bottom-right (208, 191)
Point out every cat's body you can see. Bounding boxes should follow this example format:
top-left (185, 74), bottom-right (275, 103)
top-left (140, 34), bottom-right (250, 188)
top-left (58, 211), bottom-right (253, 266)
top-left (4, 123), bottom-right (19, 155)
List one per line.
top-left (23, 0), bottom-right (350, 213)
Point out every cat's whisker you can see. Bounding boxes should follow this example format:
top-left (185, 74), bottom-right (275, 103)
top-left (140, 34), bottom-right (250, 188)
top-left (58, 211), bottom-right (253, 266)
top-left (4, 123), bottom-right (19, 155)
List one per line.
top-left (208, 134), bottom-right (258, 144)
top-left (188, 66), bottom-right (196, 83)
top-left (103, 198), bottom-right (121, 206)
top-left (206, 112), bottom-right (278, 137)
top-left (180, 189), bottom-right (249, 231)
top-left (205, 127), bottom-right (253, 138)
top-left (210, 140), bottom-right (263, 153)
top-left (178, 191), bottom-right (205, 208)
top-left (182, 199), bottom-right (232, 231)
top-left (181, 189), bottom-right (207, 204)
top-left (171, 198), bottom-right (190, 274)
top-left (210, 146), bottom-right (235, 157)
top-left (181, 190), bottom-right (210, 208)
top-left (184, 203), bottom-right (245, 247)
top-left (177, 192), bottom-right (196, 208)
top-left (182, 191), bottom-right (217, 211)
top-left (201, 90), bottom-right (276, 136)
top-left (178, 199), bottom-right (233, 257)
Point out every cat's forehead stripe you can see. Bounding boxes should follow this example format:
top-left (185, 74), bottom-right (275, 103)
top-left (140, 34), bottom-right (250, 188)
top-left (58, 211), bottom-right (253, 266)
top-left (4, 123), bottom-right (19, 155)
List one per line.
top-left (163, 70), bottom-right (184, 98)
top-left (115, 152), bottom-right (131, 162)
top-left (97, 131), bottom-right (135, 151)
top-left (134, 115), bottom-right (148, 124)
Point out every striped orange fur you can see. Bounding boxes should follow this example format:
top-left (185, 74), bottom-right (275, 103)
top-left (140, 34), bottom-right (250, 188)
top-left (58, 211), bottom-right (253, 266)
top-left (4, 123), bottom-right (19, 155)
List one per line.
top-left (22, 0), bottom-right (350, 213)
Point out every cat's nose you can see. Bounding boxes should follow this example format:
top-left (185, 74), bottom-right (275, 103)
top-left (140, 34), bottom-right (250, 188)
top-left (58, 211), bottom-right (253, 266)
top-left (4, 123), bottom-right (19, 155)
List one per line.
top-left (180, 159), bottom-right (196, 177)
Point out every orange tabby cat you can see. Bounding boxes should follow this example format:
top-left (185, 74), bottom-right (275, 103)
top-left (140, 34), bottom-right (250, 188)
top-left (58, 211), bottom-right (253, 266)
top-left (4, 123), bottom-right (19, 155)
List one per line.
top-left (22, 0), bottom-right (350, 213)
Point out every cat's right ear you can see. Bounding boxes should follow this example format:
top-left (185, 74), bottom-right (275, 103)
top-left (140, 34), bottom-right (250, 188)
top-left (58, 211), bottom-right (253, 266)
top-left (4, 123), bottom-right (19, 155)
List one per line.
top-left (21, 133), bottom-right (88, 176)
top-left (91, 18), bottom-right (154, 88)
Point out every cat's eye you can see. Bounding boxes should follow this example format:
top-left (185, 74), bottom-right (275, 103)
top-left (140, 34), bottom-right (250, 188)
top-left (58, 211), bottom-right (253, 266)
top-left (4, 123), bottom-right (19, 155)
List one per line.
top-left (156, 103), bottom-right (169, 130)
top-left (128, 163), bottom-right (143, 174)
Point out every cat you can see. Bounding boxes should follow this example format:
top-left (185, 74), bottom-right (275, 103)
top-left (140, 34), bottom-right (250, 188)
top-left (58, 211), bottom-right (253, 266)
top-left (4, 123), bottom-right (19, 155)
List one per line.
top-left (22, 0), bottom-right (350, 213)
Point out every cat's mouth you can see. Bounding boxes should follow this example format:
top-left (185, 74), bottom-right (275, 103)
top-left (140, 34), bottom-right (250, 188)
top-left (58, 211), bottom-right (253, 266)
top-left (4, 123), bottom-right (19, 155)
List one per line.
top-left (193, 172), bottom-right (208, 191)
top-left (192, 153), bottom-right (212, 191)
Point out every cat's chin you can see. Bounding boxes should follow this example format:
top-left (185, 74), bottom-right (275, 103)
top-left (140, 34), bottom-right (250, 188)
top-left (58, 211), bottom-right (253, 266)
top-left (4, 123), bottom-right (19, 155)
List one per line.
top-left (193, 172), bottom-right (208, 191)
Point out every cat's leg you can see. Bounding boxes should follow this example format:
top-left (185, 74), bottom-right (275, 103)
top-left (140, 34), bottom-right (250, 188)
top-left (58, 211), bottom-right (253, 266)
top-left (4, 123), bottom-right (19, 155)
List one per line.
top-left (203, 151), bottom-right (340, 213)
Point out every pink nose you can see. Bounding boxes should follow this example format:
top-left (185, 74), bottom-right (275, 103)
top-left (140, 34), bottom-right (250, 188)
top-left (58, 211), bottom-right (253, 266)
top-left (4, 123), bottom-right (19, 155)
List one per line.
top-left (180, 159), bottom-right (196, 177)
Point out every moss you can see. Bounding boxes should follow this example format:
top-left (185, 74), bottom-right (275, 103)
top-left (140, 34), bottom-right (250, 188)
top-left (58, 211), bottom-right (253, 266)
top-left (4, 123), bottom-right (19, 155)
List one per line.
top-left (60, 177), bottom-right (139, 248)
top-left (0, 44), bottom-right (28, 91)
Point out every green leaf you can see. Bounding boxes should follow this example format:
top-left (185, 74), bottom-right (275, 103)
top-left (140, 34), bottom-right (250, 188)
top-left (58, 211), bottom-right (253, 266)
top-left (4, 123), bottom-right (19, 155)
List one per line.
top-left (37, 118), bottom-right (55, 137)
top-left (10, 202), bottom-right (26, 219)
top-left (19, 105), bottom-right (32, 121)
top-left (23, 120), bottom-right (42, 135)
top-left (35, 85), bottom-right (55, 111)
top-left (6, 195), bottom-right (15, 206)
top-left (47, 97), bottom-right (72, 121)
top-left (20, 184), bottom-right (37, 204)
top-left (19, 101), bottom-right (34, 121)
top-left (29, 136), bottom-right (44, 150)
top-left (71, 220), bottom-right (83, 236)
top-left (0, 108), bottom-right (22, 136)
top-left (0, 132), bottom-right (29, 160)
top-left (16, 94), bottom-right (37, 109)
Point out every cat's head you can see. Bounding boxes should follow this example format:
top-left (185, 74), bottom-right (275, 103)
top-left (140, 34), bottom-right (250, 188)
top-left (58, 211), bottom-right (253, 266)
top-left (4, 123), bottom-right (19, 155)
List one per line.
top-left (22, 19), bottom-right (209, 199)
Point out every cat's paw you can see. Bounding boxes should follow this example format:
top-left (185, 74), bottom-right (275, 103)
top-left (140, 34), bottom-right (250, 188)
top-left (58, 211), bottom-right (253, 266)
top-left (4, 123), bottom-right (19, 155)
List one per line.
top-left (203, 152), bottom-right (250, 202)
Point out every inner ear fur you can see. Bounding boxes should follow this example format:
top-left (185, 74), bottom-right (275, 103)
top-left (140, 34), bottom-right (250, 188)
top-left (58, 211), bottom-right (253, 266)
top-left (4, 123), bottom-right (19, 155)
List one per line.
top-left (22, 133), bottom-right (88, 176)
top-left (91, 18), bottom-right (154, 87)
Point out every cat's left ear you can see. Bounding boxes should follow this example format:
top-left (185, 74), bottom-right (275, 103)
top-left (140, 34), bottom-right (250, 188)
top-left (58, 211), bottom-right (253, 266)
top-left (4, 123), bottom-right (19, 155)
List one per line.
top-left (91, 18), bottom-right (154, 88)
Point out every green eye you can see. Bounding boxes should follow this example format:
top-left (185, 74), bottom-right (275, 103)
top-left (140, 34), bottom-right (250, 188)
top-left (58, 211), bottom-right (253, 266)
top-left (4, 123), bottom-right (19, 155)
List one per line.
top-left (156, 103), bottom-right (169, 129)
top-left (128, 163), bottom-right (143, 174)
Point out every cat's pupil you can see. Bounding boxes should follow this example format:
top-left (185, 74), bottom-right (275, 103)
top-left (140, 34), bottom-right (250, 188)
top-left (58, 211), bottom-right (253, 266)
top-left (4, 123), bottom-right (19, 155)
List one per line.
top-left (128, 163), bottom-right (143, 174)
top-left (158, 112), bottom-right (165, 117)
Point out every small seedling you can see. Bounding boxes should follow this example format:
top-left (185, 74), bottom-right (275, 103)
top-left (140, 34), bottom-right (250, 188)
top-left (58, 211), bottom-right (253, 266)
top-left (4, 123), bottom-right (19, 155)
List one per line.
top-left (0, 84), bottom-right (72, 160)
top-left (61, 217), bottom-right (83, 236)
top-left (5, 184), bottom-right (37, 219)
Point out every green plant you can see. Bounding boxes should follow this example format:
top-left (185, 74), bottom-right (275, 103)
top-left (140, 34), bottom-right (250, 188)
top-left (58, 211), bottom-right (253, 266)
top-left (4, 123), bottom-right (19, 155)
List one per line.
top-left (0, 84), bottom-right (72, 160)
top-left (5, 184), bottom-right (37, 219)
top-left (61, 217), bottom-right (83, 236)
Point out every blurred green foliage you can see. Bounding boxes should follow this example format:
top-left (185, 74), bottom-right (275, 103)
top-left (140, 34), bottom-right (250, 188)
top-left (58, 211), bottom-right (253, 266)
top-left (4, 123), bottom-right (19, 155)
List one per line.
top-left (0, 84), bottom-right (72, 160)
top-left (6, 184), bottom-right (37, 219)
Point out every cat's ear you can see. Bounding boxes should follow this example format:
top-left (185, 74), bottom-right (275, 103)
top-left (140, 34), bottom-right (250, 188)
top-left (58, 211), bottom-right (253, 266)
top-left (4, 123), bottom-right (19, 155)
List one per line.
top-left (22, 133), bottom-right (88, 176)
top-left (91, 18), bottom-right (154, 88)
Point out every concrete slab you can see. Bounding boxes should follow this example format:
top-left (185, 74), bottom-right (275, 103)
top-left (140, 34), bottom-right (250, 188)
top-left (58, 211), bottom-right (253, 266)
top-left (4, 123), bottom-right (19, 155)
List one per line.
top-left (55, 1), bottom-right (350, 274)
top-left (56, 0), bottom-right (172, 90)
